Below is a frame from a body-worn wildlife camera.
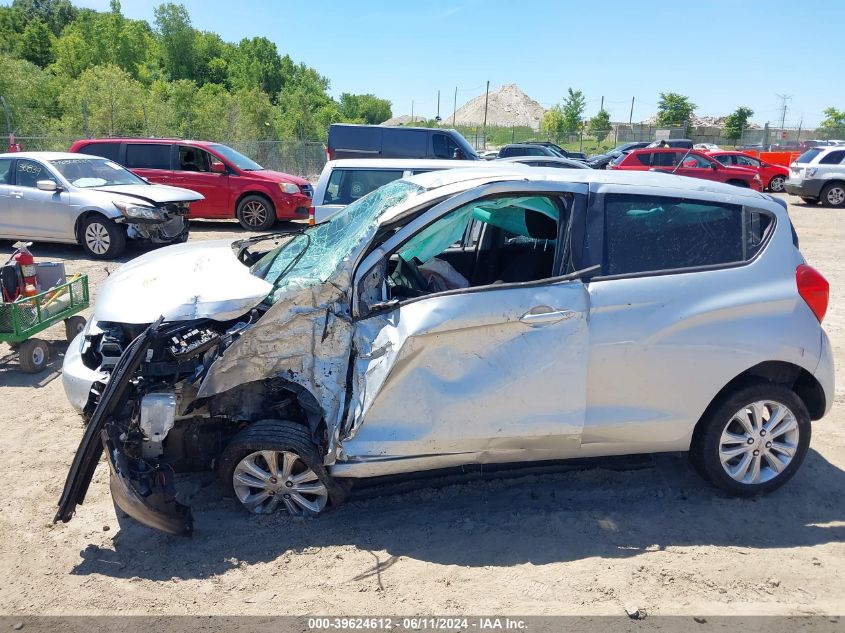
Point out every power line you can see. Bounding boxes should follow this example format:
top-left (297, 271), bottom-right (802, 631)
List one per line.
top-left (775, 93), bottom-right (792, 129)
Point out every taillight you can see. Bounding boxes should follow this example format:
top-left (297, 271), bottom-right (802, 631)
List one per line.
top-left (308, 206), bottom-right (315, 226)
top-left (796, 264), bottom-right (829, 322)
top-left (326, 148), bottom-right (332, 161)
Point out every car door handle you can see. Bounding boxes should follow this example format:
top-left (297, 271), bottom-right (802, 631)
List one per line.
top-left (519, 308), bottom-right (576, 326)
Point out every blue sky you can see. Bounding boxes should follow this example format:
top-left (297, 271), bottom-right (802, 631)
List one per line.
top-left (38, 1), bottom-right (845, 126)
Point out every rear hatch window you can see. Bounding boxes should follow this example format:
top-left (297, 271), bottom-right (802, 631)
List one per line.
top-left (795, 149), bottom-right (822, 164)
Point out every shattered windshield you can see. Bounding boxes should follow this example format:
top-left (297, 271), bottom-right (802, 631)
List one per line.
top-left (251, 179), bottom-right (423, 302)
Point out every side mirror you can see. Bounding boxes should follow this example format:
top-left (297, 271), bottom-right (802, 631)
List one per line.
top-left (210, 161), bottom-right (226, 174)
top-left (36, 180), bottom-right (60, 192)
top-left (453, 149), bottom-right (465, 160)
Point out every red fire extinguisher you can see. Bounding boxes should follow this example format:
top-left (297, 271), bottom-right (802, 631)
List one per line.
top-left (12, 242), bottom-right (37, 296)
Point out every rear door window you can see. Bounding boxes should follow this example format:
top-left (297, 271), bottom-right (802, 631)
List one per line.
top-left (125, 143), bottom-right (171, 170)
top-left (601, 194), bottom-right (769, 276)
top-left (325, 169), bottom-right (405, 205)
top-left (76, 142), bottom-right (120, 161)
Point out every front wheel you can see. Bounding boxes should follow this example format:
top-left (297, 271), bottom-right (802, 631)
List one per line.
top-left (219, 419), bottom-right (332, 516)
top-left (821, 182), bottom-right (845, 208)
top-left (768, 175), bottom-right (786, 192)
top-left (236, 195), bottom-right (276, 230)
top-left (691, 384), bottom-right (810, 496)
top-left (81, 215), bottom-right (126, 259)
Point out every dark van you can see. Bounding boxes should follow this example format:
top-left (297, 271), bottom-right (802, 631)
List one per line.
top-left (327, 124), bottom-right (479, 161)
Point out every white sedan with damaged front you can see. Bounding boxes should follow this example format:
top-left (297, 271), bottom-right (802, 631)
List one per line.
top-left (57, 166), bottom-right (833, 535)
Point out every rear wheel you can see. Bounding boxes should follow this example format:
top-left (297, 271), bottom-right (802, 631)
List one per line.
top-left (81, 215), bottom-right (126, 259)
top-left (18, 338), bottom-right (48, 373)
top-left (219, 419), bottom-right (332, 516)
top-left (236, 195), bottom-right (276, 230)
top-left (821, 182), bottom-right (845, 208)
top-left (768, 175), bottom-right (786, 192)
top-left (691, 384), bottom-right (810, 496)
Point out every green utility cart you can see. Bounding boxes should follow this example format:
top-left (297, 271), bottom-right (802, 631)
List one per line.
top-left (0, 274), bottom-right (89, 373)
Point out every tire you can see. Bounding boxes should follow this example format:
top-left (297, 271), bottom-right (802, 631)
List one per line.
top-left (18, 338), bottom-right (49, 373)
top-left (768, 175), bottom-right (786, 193)
top-left (236, 195), bottom-right (276, 231)
top-left (800, 197), bottom-right (819, 205)
top-left (81, 215), bottom-right (126, 259)
top-left (65, 315), bottom-right (86, 342)
top-left (691, 383), bottom-right (810, 497)
top-left (820, 182), bottom-right (845, 208)
top-left (218, 419), bottom-right (335, 516)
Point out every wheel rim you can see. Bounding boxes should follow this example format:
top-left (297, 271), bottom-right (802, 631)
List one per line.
top-left (826, 187), bottom-right (845, 206)
top-left (84, 222), bottom-right (110, 255)
top-left (769, 176), bottom-right (785, 192)
top-left (232, 450), bottom-right (328, 515)
top-left (719, 400), bottom-right (799, 485)
top-left (241, 201), bottom-right (269, 227)
top-left (30, 345), bottom-right (45, 367)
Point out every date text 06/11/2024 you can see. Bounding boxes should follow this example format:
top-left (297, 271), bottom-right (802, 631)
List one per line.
top-left (306, 617), bottom-right (528, 630)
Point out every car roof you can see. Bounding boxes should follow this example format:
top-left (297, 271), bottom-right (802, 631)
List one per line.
top-left (323, 158), bottom-right (496, 170)
top-left (0, 151), bottom-right (105, 161)
top-left (497, 156), bottom-right (588, 167)
top-left (501, 143), bottom-right (548, 149)
top-left (74, 138), bottom-right (217, 146)
top-left (404, 165), bottom-right (769, 199)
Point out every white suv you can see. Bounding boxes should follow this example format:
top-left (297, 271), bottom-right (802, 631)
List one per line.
top-left (785, 146), bottom-right (845, 207)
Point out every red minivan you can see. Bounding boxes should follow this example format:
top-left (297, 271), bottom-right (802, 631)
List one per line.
top-left (69, 138), bottom-right (313, 230)
top-left (611, 148), bottom-right (763, 191)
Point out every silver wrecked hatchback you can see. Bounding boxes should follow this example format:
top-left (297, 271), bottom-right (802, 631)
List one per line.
top-left (0, 152), bottom-right (203, 259)
top-left (57, 167), bottom-right (834, 535)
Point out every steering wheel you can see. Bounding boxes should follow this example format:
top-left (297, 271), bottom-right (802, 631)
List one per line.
top-left (389, 255), bottom-right (428, 296)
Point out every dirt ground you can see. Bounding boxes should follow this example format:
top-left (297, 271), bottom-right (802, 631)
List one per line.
top-left (0, 200), bottom-right (843, 617)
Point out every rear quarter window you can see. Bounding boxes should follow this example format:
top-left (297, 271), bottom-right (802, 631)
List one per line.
top-left (602, 194), bottom-right (773, 276)
top-left (76, 142), bottom-right (120, 161)
top-left (819, 150), bottom-right (845, 165)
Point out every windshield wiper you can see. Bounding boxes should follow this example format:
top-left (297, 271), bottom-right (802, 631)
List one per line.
top-left (235, 227), bottom-right (306, 262)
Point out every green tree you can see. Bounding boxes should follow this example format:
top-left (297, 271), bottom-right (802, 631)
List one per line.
top-left (561, 88), bottom-right (586, 134)
top-left (153, 3), bottom-right (196, 80)
top-left (228, 37), bottom-right (284, 97)
top-left (0, 52), bottom-right (64, 134)
top-left (540, 105), bottom-right (566, 142)
top-left (588, 108), bottom-right (611, 142)
top-left (819, 108), bottom-right (845, 138)
top-left (57, 64), bottom-right (146, 136)
top-left (17, 18), bottom-right (55, 67)
top-left (338, 93), bottom-right (392, 124)
top-left (656, 92), bottom-right (696, 127)
top-left (0, 6), bottom-right (26, 55)
top-left (11, 0), bottom-right (76, 35)
top-left (723, 106), bottom-right (754, 141)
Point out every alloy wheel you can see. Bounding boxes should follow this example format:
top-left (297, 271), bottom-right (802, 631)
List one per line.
top-left (718, 400), bottom-right (799, 485)
top-left (241, 201), bottom-right (269, 228)
top-left (825, 186), bottom-right (845, 206)
top-left (232, 450), bottom-right (328, 515)
top-left (769, 176), bottom-right (785, 192)
top-left (84, 222), bottom-right (111, 256)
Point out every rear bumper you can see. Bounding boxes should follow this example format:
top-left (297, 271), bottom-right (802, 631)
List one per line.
top-left (785, 179), bottom-right (824, 199)
top-left (815, 330), bottom-right (835, 418)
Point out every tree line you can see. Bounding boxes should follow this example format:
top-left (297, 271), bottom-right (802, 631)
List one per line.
top-left (0, 0), bottom-right (393, 141)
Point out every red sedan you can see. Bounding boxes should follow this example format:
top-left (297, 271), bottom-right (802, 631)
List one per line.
top-left (706, 151), bottom-right (789, 193)
top-left (611, 148), bottom-right (762, 191)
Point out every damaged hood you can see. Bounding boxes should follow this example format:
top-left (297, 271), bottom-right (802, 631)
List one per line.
top-left (92, 184), bottom-right (204, 204)
top-left (95, 240), bottom-right (272, 324)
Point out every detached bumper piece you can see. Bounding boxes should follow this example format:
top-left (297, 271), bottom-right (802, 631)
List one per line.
top-left (55, 317), bottom-right (194, 536)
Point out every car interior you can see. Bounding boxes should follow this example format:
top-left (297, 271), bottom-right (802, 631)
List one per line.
top-left (179, 147), bottom-right (210, 172)
top-left (380, 195), bottom-right (566, 300)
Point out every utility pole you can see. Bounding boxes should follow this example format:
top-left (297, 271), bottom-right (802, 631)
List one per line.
top-left (0, 96), bottom-right (11, 136)
top-left (482, 80), bottom-right (490, 150)
top-left (435, 90), bottom-right (441, 122)
top-left (411, 100), bottom-right (414, 122)
top-left (776, 93), bottom-right (792, 130)
top-left (452, 86), bottom-right (458, 126)
top-left (629, 96), bottom-right (635, 125)
top-left (600, 96), bottom-right (604, 112)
